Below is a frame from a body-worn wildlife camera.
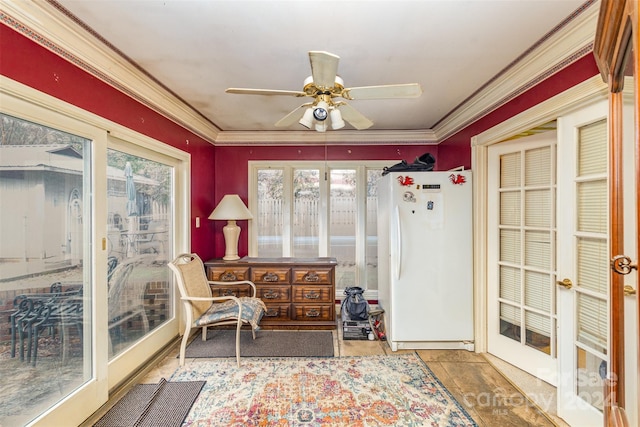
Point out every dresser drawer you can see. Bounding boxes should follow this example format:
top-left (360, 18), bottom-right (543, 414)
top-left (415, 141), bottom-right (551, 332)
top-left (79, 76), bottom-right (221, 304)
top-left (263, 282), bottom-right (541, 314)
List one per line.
top-left (208, 267), bottom-right (250, 282)
top-left (292, 268), bottom-right (333, 285)
top-left (210, 284), bottom-right (252, 298)
top-left (292, 304), bottom-right (334, 321)
top-left (205, 257), bottom-right (336, 329)
top-left (257, 285), bottom-right (291, 302)
top-left (262, 304), bottom-right (291, 321)
top-left (292, 285), bottom-right (332, 303)
top-left (251, 267), bottom-right (291, 284)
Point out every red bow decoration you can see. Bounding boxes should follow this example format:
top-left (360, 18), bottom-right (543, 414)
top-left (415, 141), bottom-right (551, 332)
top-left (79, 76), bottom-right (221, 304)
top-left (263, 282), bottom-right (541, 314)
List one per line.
top-left (449, 174), bottom-right (466, 185)
top-left (397, 176), bottom-right (414, 186)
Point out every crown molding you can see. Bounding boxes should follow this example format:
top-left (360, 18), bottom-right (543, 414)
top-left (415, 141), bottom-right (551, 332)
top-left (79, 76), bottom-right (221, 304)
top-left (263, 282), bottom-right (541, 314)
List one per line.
top-left (1, 0), bottom-right (220, 143)
top-left (472, 74), bottom-right (608, 147)
top-left (214, 129), bottom-right (438, 146)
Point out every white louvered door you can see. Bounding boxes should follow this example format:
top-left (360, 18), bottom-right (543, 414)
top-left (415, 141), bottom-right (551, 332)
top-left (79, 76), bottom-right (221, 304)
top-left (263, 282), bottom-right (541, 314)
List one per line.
top-left (557, 101), bottom-right (608, 427)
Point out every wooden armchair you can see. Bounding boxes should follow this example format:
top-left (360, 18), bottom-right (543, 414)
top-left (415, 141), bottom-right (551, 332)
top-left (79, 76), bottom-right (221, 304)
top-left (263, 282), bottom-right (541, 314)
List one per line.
top-left (168, 253), bottom-right (266, 366)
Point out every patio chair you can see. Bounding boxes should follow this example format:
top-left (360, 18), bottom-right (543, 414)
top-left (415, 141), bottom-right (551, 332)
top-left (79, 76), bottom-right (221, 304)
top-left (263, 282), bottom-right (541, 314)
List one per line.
top-left (10, 286), bottom-right (83, 366)
top-left (168, 253), bottom-right (267, 367)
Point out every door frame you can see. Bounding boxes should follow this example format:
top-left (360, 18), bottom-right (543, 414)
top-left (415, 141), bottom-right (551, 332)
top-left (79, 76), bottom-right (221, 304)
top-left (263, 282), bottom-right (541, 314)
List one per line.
top-left (593, 1), bottom-right (639, 424)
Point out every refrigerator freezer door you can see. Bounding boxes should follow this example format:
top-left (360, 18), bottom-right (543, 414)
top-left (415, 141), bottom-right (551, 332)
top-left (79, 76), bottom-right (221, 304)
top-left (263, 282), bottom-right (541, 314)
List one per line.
top-left (381, 171), bottom-right (474, 347)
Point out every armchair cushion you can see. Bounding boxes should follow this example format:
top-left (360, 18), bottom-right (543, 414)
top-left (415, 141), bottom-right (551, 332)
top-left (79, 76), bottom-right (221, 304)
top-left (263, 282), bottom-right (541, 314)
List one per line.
top-left (195, 297), bottom-right (267, 331)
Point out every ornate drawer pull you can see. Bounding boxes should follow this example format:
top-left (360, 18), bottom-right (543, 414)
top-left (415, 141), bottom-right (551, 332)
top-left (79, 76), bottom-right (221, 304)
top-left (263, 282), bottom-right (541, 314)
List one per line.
top-left (265, 308), bottom-right (279, 317)
top-left (304, 291), bottom-right (320, 299)
top-left (222, 289), bottom-right (237, 297)
top-left (263, 290), bottom-right (280, 299)
top-left (220, 271), bottom-right (237, 282)
top-left (303, 271), bottom-right (320, 282)
top-left (263, 272), bottom-right (279, 282)
top-left (305, 309), bottom-right (320, 317)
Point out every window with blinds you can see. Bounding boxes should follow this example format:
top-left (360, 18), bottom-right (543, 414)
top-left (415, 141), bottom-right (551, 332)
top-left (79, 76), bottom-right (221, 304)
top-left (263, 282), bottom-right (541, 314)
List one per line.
top-left (498, 143), bottom-right (556, 355)
top-left (575, 120), bottom-right (608, 356)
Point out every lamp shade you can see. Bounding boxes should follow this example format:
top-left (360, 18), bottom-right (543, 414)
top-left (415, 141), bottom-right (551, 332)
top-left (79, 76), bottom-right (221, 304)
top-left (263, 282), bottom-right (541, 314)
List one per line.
top-left (208, 195), bottom-right (253, 220)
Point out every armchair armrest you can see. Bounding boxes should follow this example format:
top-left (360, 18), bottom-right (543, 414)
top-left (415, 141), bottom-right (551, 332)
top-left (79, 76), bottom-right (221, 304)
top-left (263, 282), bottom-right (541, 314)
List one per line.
top-left (207, 280), bottom-right (258, 297)
top-left (181, 295), bottom-right (240, 304)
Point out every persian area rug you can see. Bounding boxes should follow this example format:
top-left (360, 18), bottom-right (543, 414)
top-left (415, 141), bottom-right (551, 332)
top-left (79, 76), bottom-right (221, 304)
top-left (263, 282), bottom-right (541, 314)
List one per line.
top-left (170, 353), bottom-right (477, 427)
top-left (94, 378), bottom-right (205, 427)
top-left (183, 329), bottom-right (335, 358)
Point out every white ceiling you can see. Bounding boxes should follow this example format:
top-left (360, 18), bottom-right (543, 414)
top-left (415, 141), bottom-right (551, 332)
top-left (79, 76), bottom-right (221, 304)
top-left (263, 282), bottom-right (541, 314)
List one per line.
top-left (53, 0), bottom-right (591, 141)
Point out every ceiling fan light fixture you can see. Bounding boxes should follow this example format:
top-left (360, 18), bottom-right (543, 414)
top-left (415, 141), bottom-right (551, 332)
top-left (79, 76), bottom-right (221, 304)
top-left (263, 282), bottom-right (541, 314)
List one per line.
top-left (313, 101), bottom-right (329, 121)
top-left (330, 108), bottom-right (345, 130)
top-left (299, 107), bottom-right (314, 128)
top-left (315, 121), bottom-right (328, 132)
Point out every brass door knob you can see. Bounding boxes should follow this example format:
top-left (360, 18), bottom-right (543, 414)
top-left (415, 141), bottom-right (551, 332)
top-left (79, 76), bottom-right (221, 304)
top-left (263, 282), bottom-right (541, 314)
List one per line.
top-left (557, 278), bottom-right (573, 289)
top-left (623, 285), bottom-right (637, 297)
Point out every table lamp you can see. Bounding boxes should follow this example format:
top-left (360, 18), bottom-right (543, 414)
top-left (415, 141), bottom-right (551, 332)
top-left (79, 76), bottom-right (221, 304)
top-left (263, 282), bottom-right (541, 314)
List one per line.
top-left (208, 194), bottom-right (253, 260)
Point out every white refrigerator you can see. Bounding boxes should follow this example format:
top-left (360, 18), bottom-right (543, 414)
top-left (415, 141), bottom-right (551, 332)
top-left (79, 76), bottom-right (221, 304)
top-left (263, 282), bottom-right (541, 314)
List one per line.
top-left (377, 170), bottom-right (474, 351)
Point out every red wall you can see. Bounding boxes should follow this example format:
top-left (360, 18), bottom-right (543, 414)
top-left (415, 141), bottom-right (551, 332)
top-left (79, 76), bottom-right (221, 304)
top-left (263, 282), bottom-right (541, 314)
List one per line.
top-left (0, 23), bottom-right (217, 259)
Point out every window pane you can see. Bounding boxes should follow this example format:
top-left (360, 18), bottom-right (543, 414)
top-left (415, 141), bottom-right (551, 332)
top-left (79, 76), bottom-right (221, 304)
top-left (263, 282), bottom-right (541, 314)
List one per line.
top-left (524, 270), bottom-right (551, 314)
top-left (525, 310), bottom-right (551, 353)
top-left (500, 191), bottom-right (520, 226)
top-left (500, 302), bottom-right (521, 342)
top-left (106, 149), bottom-right (173, 358)
top-left (500, 265), bottom-right (521, 303)
top-left (0, 114), bottom-right (92, 425)
top-left (366, 169), bottom-right (382, 290)
top-left (500, 229), bottom-right (520, 264)
top-left (576, 348), bottom-right (606, 412)
top-left (525, 230), bottom-right (551, 269)
top-left (500, 152), bottom-right (521, 187)
top-left (257, 169), bottom-right (284, 257)
top-left (578, 120), bottom-right (607, 176)
top-left (525, 146), bottom-right (551, 186)
top-left (525, 189), bottom-right (551, 227)
top-left (577, 237), bottom-right (608, 294)
top-left (293, 169), bottom-right (319, 257)
top-left (577, 180), bottom-right (607, 233)
top-left (330, 169), bottom-right (356, 287)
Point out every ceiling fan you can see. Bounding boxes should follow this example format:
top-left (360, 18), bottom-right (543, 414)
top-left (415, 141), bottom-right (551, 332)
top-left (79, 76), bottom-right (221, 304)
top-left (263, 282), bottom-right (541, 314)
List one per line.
top-left (226, 51), bottom-right (422, 132)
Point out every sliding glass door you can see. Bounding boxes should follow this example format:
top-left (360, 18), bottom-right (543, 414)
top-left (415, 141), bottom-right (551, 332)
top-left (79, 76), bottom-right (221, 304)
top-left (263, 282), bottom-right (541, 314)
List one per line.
top-left (105, 136), bottom-right (182, 390)
top-left (1, 78), bottom-right (188, 425)
top-left (0, 113), bottom-right (97, 426)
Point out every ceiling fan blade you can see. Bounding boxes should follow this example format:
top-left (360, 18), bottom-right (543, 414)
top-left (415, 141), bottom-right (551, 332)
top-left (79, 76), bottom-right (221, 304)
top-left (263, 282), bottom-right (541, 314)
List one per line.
top-left (275, 103), bottom-right (312, 127)
top-left (338, 103), bottom-right (373, 130)
top-left (309, 51), bottom-right (340, 89)
top-left (343, 83), bottom-right (422, 100)
top-left (226, 88), bottom-right (307, 97)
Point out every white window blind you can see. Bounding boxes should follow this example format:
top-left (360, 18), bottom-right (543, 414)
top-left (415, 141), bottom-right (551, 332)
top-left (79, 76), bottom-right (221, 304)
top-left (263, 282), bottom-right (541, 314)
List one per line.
top-left (498, 143), bottom-right (555, 342)
top-left (575, 119), bottom-right (608, 354)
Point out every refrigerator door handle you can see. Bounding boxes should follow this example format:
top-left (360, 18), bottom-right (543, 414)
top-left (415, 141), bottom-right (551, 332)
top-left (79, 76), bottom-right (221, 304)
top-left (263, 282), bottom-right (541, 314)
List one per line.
top-left (395, 205), bottom-right (401, 280)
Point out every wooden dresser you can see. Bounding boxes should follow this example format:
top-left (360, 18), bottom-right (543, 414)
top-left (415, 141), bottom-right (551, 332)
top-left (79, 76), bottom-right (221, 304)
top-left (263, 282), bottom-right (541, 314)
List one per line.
top-left (204, 257), bottom-right (337, 329)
